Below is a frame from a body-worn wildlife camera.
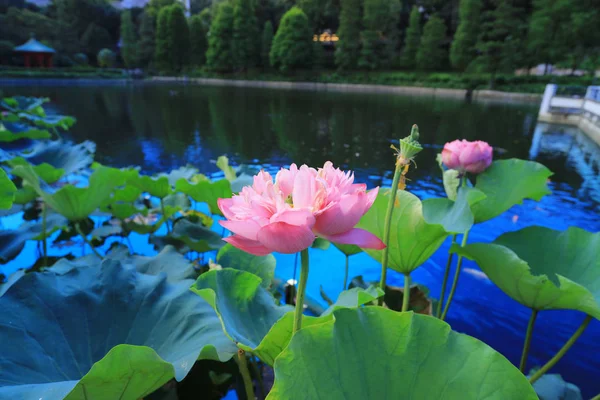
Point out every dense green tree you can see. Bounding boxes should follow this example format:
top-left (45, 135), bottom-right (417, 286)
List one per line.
top-left (147, 0), bottom-right (177, 17)
top-left (0, 7), bottom-right (57, 49)
top-left (232, 0), bottom-right (260, 69)
top-left (358, 0), bottom-right (401, 69)
top-left (566, 1), bottom-right (600, 72)
top-left (167, 4), bottom-right (191, 71)
top-left (270, 7), bottom-right (313, 71)
top-left (97, 48), bottom-right (116, 67)
top-left (189, 14), bottom-right (208, 66)
top-left (261, 21), bottom-right (274, 68)
top-left (154, 6), bottom-right (171, 71)
top-left (206, 2), bottom-right (235, 71)
top-left (416, 14), bottom-right (447, 71)
top-left (80, 22), bottom-right (113, 58)
top-left (120, 10), bottom-right (138, 68)
top-left (400, 6), bottom-right (421, 69)
top-left (450, 0), bottom-right (481, 71)
top-left (199, 7), bottom-right (212, 29)
top-left (335, 0), bottom-right (361, 70)
top-left (477, 0), bottom-right (527, 81)
top-left (526, 0), bottom-right (571, 73)
top-left (137, 11), bottom-right (156, 68)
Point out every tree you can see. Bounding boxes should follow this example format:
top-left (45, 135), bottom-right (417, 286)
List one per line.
top-left (527, 0), bottom-right (572, 73)
top-left (232, 0), bottom-right (260, 69)
top-left (416, 14), bottom-right (447, 71)
top-left (189, 14), bottom-right (208, 66)
top-left (358, 0), bottom-right (401, 69)
top-left (167, 5), bottom-right (191, 71)
top-left (477, 0), bottom-right (527, 80)
top-left (120, 10), bottom-right (138, 68)
top-left (148, 0), bottom-right (177, 17)
top-left (261, 21), bottom-right (274, 68)
top-left (138, 11), bottom-right (156, 68)
top-left (270, 7), bottom-right (313, 71)
top-left (450, 0), bottom-right (481, 71)
top-left (97, 48), bottom-right (116, 67)
top-left (154, 6), bottom-right (170, 71)
top-left (206, 2), bottom-right (235, 71)
top-left (400, 6), bottom-right (421, 69)
top-left (335, 0), bottom-right (361, 70)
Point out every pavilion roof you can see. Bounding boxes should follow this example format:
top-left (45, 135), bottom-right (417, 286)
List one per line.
top-left (14, 38), bottom-right (55, 54)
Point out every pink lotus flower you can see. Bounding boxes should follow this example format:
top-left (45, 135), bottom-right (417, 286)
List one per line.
top-left (218, 162), bottom-right (385, 256)
top-left (441, 139), bottom-right (493, 174)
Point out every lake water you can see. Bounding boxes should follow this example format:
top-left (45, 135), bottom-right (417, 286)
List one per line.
top-left (2, 83), bottom-right (600, 397)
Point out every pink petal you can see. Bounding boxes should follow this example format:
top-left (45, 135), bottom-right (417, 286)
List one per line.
top-left (223, 235), bottom-right (272, 256)
top-left (313, 192), bottom-right (367, 236)
top-left (271, 208), bottom-right (316, 227)
top-left (322, 228), bottom-right (385, 250)
top-left (292, 168), bottom-right (320, 209)
top-left (218, 198), bottom-right (236, 219)
top-left (257, 222), bottom-right (315, 254)
top-left (365, 187), bottom-right (379, 210)
top-left (219, 219), bottom-right (262, 240)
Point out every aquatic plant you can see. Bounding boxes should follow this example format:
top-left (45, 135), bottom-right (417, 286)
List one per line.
top-left (0, 96), bottom-right (596, 399)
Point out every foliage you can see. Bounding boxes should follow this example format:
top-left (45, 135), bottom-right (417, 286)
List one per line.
top-left (0, 169), bottom-right (16, 210)
top-left (450, 0), bottom-right (482, 71)
top-left (120, 10), bottom-right (138, 69)
top-left (189, 14), bottom-right (208, 67)
top-left (335, 0), bottom-right (361, 70)
top-left (97, 48), bottom-right (116, 68)
top-left (137, 11), bottom-right (156, 68)
top-left (261, 21), bottom-right (274, 68)
top-left (167, 4), bottom-right (191, 72)
top-left (400, 6), bottom-right (421, 69)
top-left (416, 14), bottom-right (448, 71)
top-left (358, 0), bottom-right (400, 70)
top-left (270, 7), bottom-right (313, 71)
top-left (232, 0), bottom-right (260, 69)
top-left (206, 2), bottom-right (235, 72)
top-left (73, 52), bottom-right (89, 66)
top-left (154, 6), bottom-right (171, 71)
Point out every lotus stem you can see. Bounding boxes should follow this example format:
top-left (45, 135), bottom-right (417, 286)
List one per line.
top-left (529, 314), bottom-right (592, 384)
top-left (379, 161), bottom-right (404, 305)
top-left (293, 248), bottom-right (309, 333)
top-left (249, 358), bottom-right (265, 399)
top-left (402, 274), bottom-right (411, 312)
top-left (437, 234), bottom-right (457, 318)
top-left (237, 349), bottom-right (255, 400)
top-left (343, 254), bottom-right (349, 291)
top-left (520, 309), bottom-right (538, 372)
top-left (440, 229), bottom-right (470, 321)
top-left (42, 202), bottom-right (48, 267)
top-left (75, 222), bottom-right (103, 259)
top-left (160, 198), bottom-right (171, 233)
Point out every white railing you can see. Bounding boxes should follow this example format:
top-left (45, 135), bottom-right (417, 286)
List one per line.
top-left (586, 86), bottom-right (600, 103)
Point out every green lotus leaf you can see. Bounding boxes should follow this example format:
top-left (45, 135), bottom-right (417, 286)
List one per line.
top-left (0, 127), bottom-right (51, 142)
top-left (0, 269), bottom-right (25, 297)
top-left (125, 215), bottom-right (168, 235)
top-left (129, 174), bottom-right (172, 199)
top-left (470, 159), bottom-right (552, 223)
top-left (9, 157), bottom-right (65, 184)
top-left (267, 307), bottom-right (537, 400)
top-left (175, 178), bottom-right (232, 216)
top-left (112, 185), bottom-right (142, 202)
top-left (163, 192), bottom-right (191, 213)
top-left (90, 224), bottom-right (123, 239)
top-left (216, 155), bottom-right (237, 181)
top-left (22, 140), bottom-right (95, 175)
top-left (321, 286), bottom-right (384, 316)
top-left (12, 186), bottom-right (37, 205)
top-left (422, 186), bottom-right (487, 234)
top-left (12, 164), bottom-right (125, 221)
top-left (1, 96), bottom-right (47, 112)
top-left (216, 243), bottom-right (276, 287)
top-left (0, 214), bottom-right (67, 263)
top-left (357, 189), bottom-right (449, 274)
top-left (0, 260), bottom-right (237, 400)
top-left (333, 243), bottom-right (363, 256)
top-left (160, 165), bottom-right (199, 186)
top-left (151, 218), bottom-right (224, 253)
top-left (443, 169), bottom-right (461, 200)
top-left (312, 237), bottom-right (331, 250)
top-left (0, 169), bottom-right (16, 210)
top-left (453, 226), bottom-right (600, 319)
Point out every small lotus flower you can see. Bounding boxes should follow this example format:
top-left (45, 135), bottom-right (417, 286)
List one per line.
top-left (218, 162), bottom-right (385, 256)
top-left (441, 139), bottom-right (493, 174)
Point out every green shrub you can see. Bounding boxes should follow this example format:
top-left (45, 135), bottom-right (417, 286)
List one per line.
top-left (270, 7), bottom-right (312, 72)
top-left (97, 49), bottom-right (117, 68)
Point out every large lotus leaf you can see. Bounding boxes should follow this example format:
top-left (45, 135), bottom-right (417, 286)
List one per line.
top-left (321, 286), bottom-right (384, 316)
top-left (470, 159), bottom-right (552, 223)
top-left (216, 155), bottom-right (237, 181)
top-left (19, 140), bottom-right (95, 175)
top-left (333, 243), bottom-right (363, 256)
top-left (13, 164), bottom-right (125, 221)
top-left (422, 186), bottom-right (486, 234)
top-left (216, 243), bottom-right (276, 287)
top-left (9, 157), bottom-right (65, 184)
top-left (129, 174), bottom-right (172, 198)
top-left (0, 126), bottom-right (51, 142)
top-left (1, 96), bottom-right (47, 112)
top-left (453, 226), bottom-right (600, 319)
top-left (357, 189), bottom-right (448, 274)
top-left (0, 213), bottom-right (67, 263)
top-left (267, 307), bottom-right (537, 400)
top-left (0, 169), bottom-right (16, 209)
top-left (160, 165), bottom-right (199, 186)
top-left (163, 192), bottom-right (191, 213)
top-left (0, 260), bottom-right (237, 400)
top-left (175, 178), bottom-right (232, 216)
top-left (191, 269), bottom-right (296, 365)
top-left (151, 218), bottom-right (224, 253)
top-left (113, 245), bottom-right (196, 282)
